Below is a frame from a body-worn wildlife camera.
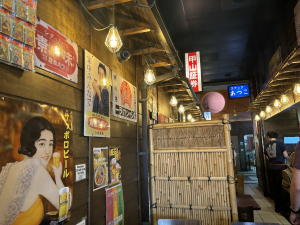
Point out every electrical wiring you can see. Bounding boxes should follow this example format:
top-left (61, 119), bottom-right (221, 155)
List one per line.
top-left (135, 0), bottom-right (156, 9)
top-left (78, 0), bottom-right (112, 31)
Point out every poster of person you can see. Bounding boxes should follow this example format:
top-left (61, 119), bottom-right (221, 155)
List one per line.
top-left (108, 147), bottom-right (121, 186)
top-left (158, 113), bottom-right (163, 124)
top-left (0, 96), bottom-right (73, 225)
top-left (84, 50), bottom-right (110, 137)
top-left (112, 72), bottom-right (137, 122)
top-left (93, 147), bottom-right (108, 191)
top-left (106, 183), bottom-right (124, 225)
top-left (163, 115), bottom-right (169, 123)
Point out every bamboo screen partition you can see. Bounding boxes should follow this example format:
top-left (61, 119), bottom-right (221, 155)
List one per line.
top-left (149, 114), bottom-right (238, 225)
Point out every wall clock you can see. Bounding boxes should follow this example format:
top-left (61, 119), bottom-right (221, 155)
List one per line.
top-left (202, 92), bottom-right (225, 114)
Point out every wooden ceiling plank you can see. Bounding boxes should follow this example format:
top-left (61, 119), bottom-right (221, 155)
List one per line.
top-left (86, 0), bottom-right (133, 10)
top-left (143, 62), bottom-right (171, 68)
top-left (115, 15), bottom-right (151, 28)
top-left (130, 47), bottom-right (165, 56)
top-left (120, 27), bottom-right (151, 36)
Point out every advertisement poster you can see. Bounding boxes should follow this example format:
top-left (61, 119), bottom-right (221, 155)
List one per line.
top-left (35, 19), bottom-right (78, 83)
top-left (109, 147), bottom-right (121, 186)
top-left (75, 164), bottom-right (86, 182)
top-left (112, 72), bottom-right (137, 122)
top-left (84, 50), bottom-right (110, 137)
top-left (185, 51), bottom-right (202, 92)
top-left (158, 113), bottom-right (163, 124)
top-left (93, 147), bottom-right (108, 191)
top-left (148, 86), bottom-right (157, 120)
top-left (163, 115), bottom-right (169, 123)
top-left (106, 183), bottom-right (124, 225)
top-left (0, 96), bottom-right (73, 224)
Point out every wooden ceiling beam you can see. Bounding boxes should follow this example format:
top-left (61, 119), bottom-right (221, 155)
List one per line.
top-left (158, 83), bottom-right (182, 87)
top-left (120, 27), bottom-right (151, 36)
top-left (130, 47), bottom-right (164, 56)
top-left (115, 15), bottom-right (151, 28)
top-left (143, 62), bottom-right (171, 68)
top-left (165, 87), bottom-right (187, 93)
top-left (131, 37), bottom-right (161, 48)
top-left (86, 0), bottom-right (133, 10)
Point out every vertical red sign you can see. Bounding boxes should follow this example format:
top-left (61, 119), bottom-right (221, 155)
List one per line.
top-left (185, 51), bottom-right (202, 92)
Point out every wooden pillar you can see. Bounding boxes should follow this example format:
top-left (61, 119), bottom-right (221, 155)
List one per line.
top-left (222, 114), bottom-right (238, 222)
top-left (149, 120), bottom-right (157, 225)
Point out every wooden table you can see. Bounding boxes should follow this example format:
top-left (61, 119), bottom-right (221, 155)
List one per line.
top-left (232, 222), bottom-right (280, 225)
top-left (158, 219), bottom-right (200, 225)
top-left (236, 194), bottom-right (261, 210)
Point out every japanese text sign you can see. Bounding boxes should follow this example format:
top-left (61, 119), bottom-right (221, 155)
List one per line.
top-left (84, 50), bottom-right (110, 137)
top-left (34, 19), bottom-right (78, 83)
top-left (228, 84), bottom-right (250, 98)
top-left (185, 51), bottom-right (202, 92)
top-left (112, 72), bottom-right (137, 122)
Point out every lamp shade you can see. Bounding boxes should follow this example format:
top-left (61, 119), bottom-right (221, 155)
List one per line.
top-left (274, 99), bottom-right (281, 108)
top-left (255, 115), bottom-right (260, 121)
top-left (259, 110), bottom-right (266, 119)
top-left (178, 104), bottom-right (185, 114)
top-left (170, 95), bottom-right (178, 106)
top-left (294, 83), bottom-right (300, 96)
top-left (144, 67), bottom-right (156, 85)
top-left (105, 26), bottom-right (123, 53)
top-left (265, 106), bottom-right (272, 114)
top-left (280, 94), bottom-right (289, 104)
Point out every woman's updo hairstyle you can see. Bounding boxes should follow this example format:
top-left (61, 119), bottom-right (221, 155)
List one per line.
top-left (18, 116), bottom-right (56, 157)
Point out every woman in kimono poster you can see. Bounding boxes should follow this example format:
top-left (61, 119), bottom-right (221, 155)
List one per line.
top-left (0, 96), bottom-right (73, 225)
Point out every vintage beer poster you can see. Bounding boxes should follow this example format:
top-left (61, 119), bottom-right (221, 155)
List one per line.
top-left (84, 50), bottom-right (110, 137)
top-left (93, 147), bottom-right (108, 191)
top-left (35, 19), bottom-right (78, 83)
top-left (108, 147), bottom-right (121, 186)
top-left (0, 96), bottom-right (73, 224)
top-left (106, 183), bottom-right (124, 225)
top-left (112, 72), bottom-right (137, 122)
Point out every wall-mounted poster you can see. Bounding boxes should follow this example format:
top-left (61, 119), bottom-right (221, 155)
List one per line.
top-left (109, 147), bottom-right (121, 186)
top-left (84, 50), bottom-right (110, 137)
top-left (93, 147), bottom-right (108, 191)
top-left (35, 19), bottom-right (78, 83)
top-left (163, 115), bottom-right (169, 123)
top-left (158, 113), bottom-right (163, 124)
top-left (112, 72), bottom-right (137, 122)
top-left (106, 183), bottom-right (124, 225)
top-left (0, 96), bottom-right (73, 224)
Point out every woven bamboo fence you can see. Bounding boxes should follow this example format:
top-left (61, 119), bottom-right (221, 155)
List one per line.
top-left (149, 114), bottom-right (238, 225)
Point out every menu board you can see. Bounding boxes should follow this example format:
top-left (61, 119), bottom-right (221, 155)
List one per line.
top-left (93, 147), bottom-right (108, 191)
top-left (109, 147), bottom-right (121, 186)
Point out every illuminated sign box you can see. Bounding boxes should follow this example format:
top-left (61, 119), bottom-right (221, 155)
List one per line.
top-left (185, 51), bottom-right (202, 93)
top-left (228, 84), bottom-right (250, 98)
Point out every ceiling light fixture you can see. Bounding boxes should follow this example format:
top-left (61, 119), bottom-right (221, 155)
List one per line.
top-left (265, 105), bottom-right (272, 114)
top-left (144, 66), bottom-right (156, 85)
top-left (170, 88), bottom-right (178, 106)
top-left (105, 4), bottom-right (123, 53)
top-left (294, 83), bottom-right (300, 96)
top-left (259, 110), bottom-right (266, 119)
top-left (280, 94), bottom-right (289, 104)
top-left (255, 115), bottom-right (260, 121)
top-left (273, 99), bottom-right (281, 108)
top-left (178, 104), bottom-right (185, 114)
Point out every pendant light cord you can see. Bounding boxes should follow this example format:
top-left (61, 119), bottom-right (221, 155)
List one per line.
top-left (79, 0), bottom-right (112, 31)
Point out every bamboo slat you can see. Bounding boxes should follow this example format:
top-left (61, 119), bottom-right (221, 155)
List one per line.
top-left (156, 204), bottom-right (231, 211)
top-left (154, 177), bottom-right (227, 181)
top-left (153, 149), bottom-right (227, 153)
top-left (152, 120), bottom-right (224, 129)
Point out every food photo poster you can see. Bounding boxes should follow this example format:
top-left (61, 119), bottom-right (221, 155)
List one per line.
top-left (108, 147), bottom-right (121, 186)
top-left (0, 96), bottom-right (73, 224)
top-left (93, 147), bottom-right (108, 191)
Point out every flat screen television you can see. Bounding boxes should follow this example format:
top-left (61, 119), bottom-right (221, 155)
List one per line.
top-left (284, 136), bottom-right (299, 144)
top-left (228, 84), bottom-right (250, 99)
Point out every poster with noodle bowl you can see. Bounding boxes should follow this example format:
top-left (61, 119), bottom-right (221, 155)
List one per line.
top-left (0, 96), bottom-right (73, 225)
top-left (93, 147), bottom-right (108, 191)
top-left (112, 72), bottom-right (137, 122)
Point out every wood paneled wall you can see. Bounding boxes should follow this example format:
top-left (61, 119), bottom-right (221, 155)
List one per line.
top-left (0, 0), bottom-right (144, 224)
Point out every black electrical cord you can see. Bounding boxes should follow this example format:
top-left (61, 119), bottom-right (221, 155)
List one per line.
top-left (79, 0), bottom-right (112, 31)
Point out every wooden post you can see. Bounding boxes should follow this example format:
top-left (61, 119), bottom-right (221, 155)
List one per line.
top-left (149, 120), bottom-right (157, 225)
top-left (222, 114), bottom-right (238, 222)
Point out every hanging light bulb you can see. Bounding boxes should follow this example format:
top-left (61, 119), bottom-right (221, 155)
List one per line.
top-left (273, 99), bottom-right (281, 108)
top-left (144, 66), bottom-right (156, 85)
top-left (183, 114), bottom-right (186, 122)
top-left (260, 110), bottom-right (266, 119)
top-left (255, 115), bottom-right (260, 121)
top-left (105, 26), bottom-right (123, 53)
top-left (280, 94), bottom-right (289, 104)
top-left (191, 118), bottom-right (195, 122)
top-left (294, 83), bottom-right (300, 96)
top-left (178, 104), bottom-right (185, 114)
top-left (187, 114), bottom-right (192, 121)
top-left (265, 105), bottom-right (272, 114)
top-left (170, 95), bottom-right (178, 106)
